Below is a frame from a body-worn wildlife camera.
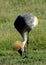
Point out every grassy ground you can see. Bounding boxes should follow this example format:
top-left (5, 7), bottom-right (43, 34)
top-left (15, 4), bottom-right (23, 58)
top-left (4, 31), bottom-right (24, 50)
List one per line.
top-left (0, 0), bottom-right (46, 65)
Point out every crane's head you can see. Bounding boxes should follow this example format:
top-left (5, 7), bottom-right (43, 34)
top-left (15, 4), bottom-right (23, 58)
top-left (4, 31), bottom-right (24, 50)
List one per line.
top-left (13, 41), bottom-right (23, 56)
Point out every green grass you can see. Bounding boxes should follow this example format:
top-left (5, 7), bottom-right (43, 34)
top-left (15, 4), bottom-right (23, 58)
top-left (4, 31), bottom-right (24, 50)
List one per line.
top-left (0, 50), bottom-right (46, 65)
top-left (0, 0), bottom-right (46, 65)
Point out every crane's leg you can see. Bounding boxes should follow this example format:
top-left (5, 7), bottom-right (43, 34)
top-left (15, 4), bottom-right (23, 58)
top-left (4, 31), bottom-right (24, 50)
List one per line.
top-left (24, 31), bottom-right (29, 58)
top-left (18, 32), bottom-right (29, 58)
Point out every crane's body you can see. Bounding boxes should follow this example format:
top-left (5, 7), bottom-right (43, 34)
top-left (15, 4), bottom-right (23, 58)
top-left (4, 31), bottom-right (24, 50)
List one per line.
top-left (14, 14), bottom-right (39, 56)
top-left (14, 14), bottom-right (38, 34)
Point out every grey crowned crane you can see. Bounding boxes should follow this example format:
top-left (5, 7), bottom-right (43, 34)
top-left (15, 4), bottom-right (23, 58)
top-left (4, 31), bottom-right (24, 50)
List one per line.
top-left (14, 14), bottom-right (39, 58)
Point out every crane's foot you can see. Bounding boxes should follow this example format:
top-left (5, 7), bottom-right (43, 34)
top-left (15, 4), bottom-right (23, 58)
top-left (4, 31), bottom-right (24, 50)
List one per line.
top-left (25, 54), bottom-right (28, 58)
top-left (23, 54), bottom-right (28, 59)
